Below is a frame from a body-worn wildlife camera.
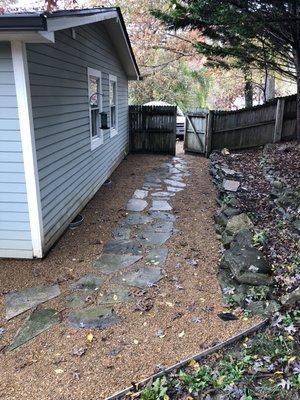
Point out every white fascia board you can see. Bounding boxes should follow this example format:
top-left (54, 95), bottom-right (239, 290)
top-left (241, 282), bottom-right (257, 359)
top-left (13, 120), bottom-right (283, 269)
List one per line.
top-left (0, 31), bottom-right (54, 43)
top-left (46, 11), bottom-right (117, 32)
top-left (11, 41), bottom-right (44, 258)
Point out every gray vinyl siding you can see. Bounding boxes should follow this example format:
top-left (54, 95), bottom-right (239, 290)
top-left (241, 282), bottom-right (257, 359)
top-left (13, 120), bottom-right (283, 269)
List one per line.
top-left (0, 42), bottom-right (33, 258)
top-left (27, 23), bottom-right (129, 251)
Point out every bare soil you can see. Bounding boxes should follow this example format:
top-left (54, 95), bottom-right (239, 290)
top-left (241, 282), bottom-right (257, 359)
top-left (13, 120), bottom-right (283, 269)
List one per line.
top-left (0, 144), bottom-right (260, 400)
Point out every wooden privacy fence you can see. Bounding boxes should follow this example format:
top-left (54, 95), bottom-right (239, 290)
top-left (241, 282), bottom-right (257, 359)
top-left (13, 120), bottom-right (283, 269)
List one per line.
top-left (206, 94), bottom-right (297, 155)
top-left (129, 105), bottom-right (177, 155)
top-left (184, 108), bottom-right (208, 154)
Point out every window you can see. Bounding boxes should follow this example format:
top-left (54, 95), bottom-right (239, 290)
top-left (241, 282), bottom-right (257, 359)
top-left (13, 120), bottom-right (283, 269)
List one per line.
top-left (109, 75), bottom-right (118, 136)
top-left (88, 67), bottom-right (103, 150)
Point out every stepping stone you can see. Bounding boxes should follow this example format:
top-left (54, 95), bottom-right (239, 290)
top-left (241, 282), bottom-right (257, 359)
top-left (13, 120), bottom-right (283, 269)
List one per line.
top-left (68, 306), bottom-right (121, 329)
top-left (149, 211), bottom-right (176, 222)
top-left (5, 284), bottom-right (60, 320)
top-left (98, 287), bottom-right (131, 305)
top-left (151, 192), bottom-right (175, 198)
top-left (121, 213), bottom-right (153, 226)
top-left (65, 292), bottom-right (91, 309)
top-left (103, 240), bottom-right (143, 255)
top-left (221, 167), bottom-right (237, 177)
top-left (113, 227), bottom-right (131, 240)
top-left (136, 229), bottom-right (172, 246)
top-left (145, 248), bottom-right (168, 266)
top-left (174, 164), bottom-right (188, 171)
top-left (143, 183), bottom-right (162, 189)
top-left (113, 267), bottom-right (164, 288)
top-left (150, 200), bottom-right (172, 211)
top-left (70, 275), bottom-right (103, 292)
top-left (169, 167), bottom-right (182, 174)
top-left (164, 179), bottom-right (186, 188)
top-left (133, 189), bottom-right (148, 199)
top-left (223, 179), bottom-right (240, 192)
top-left (167, 186), bottom-right (184, 193)
top-left (150, 221), bottom-right (174, 232)
top-left (6, 309), bottom-right (59, 352)
top-left (126, 198), bottom-right (148, 212)
top-left (170, 174), bottom-right (184, 181)
top-left (93, 253), bottom-right (142, 274)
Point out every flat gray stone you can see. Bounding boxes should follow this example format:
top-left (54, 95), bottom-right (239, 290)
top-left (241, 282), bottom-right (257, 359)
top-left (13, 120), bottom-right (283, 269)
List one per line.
top-left (150, 200), bottom-right (172, 211)
top-left (167, 186), bottom-right (184, 193)
top-left (113, 227), bottom-right (131, 240)
top-left (98, 287), bottom-right (131, 305)
top-left (5, 284), bottom-right (60, 320)
top-left (121, 213), bottom-right (153, 226)
top-left (164, 179), bottom-right (186, 188)
top-left (6, 309), bottom-right (59, 352)
top-left (169, 167), bottom-right (182, 174)
top-left (133, 189), bottom-right (148, 199)
top-left (103, 239), bottom-right (143, 255)
top-left (145, 248), bottom-right (168, 266)
top-left (223, 179), bottom-right (240, 192)
top-left (143, 183), bottom-right (162, 189)
top-left (151, 192), bottom-right (175, 198)
top-left (68, 306), bottom-right (121, 329)
top-left (113, 267), bottom-right (164, 288)
top-left (149, 211), bottom-right (176, 222)
top-left (93, 253), bottom-right (142, 274)
top-left (70, 275), bottom-right (103, 292)
top-left (65, 292), bottom-right (91, 309)
top-left (126, 198), bottom-right (148, 212)
top-left (170, 174), bottom-right (184, 181)
top-left (136, 229), bottom-right (172, 246)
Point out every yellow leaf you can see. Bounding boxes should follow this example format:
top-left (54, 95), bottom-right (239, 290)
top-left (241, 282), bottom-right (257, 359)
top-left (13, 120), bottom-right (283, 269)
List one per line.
top-left (268, 378), bottom-right (275, 383)
top-left (178, 330), bottom-right (185, 338)
top-left (55, 369), bottom-right (64, 374)
top-left (163, 396), bottom-right (170, 400)
top-left (242, 317), bottom-right (249, 321)
top-left (199, 298), bottom-right (205, 302)
top-left (274, 371), bottom-right (283, 375)
top-left (288, 356), bottom-right (296, 364)
top-left (86, 333), bottom-right (94, 343)
top-left (165, 301), bottom-right (174, 307)
top-left (113, 294), bottom-right (118, 301)
top-left (216, 375), bottom-right (225, 386)
top-left (133, 339), bottom-right (139, 345)
top-left (287, 335), bottom-right (294, 341)
top-left (188, 359), bottom-right (199, 369)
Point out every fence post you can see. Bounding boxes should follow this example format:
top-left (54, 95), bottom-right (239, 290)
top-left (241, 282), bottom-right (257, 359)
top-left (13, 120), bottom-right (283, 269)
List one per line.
top-left (205, 110), bottom-right (214, 157)
top-left (274, 98), bottom-right (285, 143)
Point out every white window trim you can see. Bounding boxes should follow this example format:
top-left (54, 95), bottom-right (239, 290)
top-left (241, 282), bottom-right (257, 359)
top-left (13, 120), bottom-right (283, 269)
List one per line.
top-left (109, 74), bottom-right (118, 137)
top-left (11, 41), bottom-right (44, 258)
top-left (87, 67), bottom-right (103, 150)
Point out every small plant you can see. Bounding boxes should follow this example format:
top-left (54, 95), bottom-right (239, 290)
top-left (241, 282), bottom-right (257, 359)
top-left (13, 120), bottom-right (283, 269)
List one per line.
top-left (252, 230), bottom-right (267, 247)
top-left (139, 377), bottom-right (168, 400)
top-left (245, 286), bottom-right (269, 303)
top-left (179, 365), bottom-right (213, 394)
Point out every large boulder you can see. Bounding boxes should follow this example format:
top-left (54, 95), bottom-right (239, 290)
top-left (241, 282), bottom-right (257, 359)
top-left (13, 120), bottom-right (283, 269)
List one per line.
top-left (246, 300), bottom-right (280, 316)
top-left (281, 287), bottom-right (300, 306)
top-left (225, 213), bottom-right (253, 236)
top-left (220, 245), bottom-right (272, 286)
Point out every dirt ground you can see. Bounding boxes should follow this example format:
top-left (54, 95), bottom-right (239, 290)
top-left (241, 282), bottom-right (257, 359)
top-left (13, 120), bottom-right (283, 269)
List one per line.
top-left (0, 143), bottom-right (260, 400)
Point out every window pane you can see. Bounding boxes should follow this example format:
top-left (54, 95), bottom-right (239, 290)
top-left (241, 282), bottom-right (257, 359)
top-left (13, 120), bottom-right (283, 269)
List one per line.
top-left (110, 105), bottom-right (116, 129)
top-left (91, 109), bottom-right (99, 137)
top-left (110, 80), bottom-right (116, 106)
top-left (90, 76), bottom-right (99, 107)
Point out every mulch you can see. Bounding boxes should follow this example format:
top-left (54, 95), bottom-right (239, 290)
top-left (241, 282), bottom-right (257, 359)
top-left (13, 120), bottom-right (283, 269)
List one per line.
top-left (0, 144), bottom-right (260, 400)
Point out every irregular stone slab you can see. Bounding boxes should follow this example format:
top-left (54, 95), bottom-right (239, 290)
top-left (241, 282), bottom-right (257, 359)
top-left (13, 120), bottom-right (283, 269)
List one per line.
top-left (6, 309), bottom-right (59, 352)
top-left (133, 189), bottom-right (148, 199)
top-left (169, 167), bottom-right (182, 174)
top-left (65, 293), bottom-right (91, 309)
top-left (103, 240), bottom-right (143, 255)
top-left (225, 213), bottom-right (253, 237)
top-left (70, 275), bottom-right (103, 292)
top-left (98, 287), bottom-right (131, 305)
top-left (221, 167), bottom-right (237, 177)
top-left (149, 211), bottom-right (176, 222)
top-left (223, 179), bottom-right (240, 192)
top-left (136, 229), bottom-right (172, 246)
top-left (164, 179), bottom-right (186, 188)
top-left (150, 200), bottom-right (172, 211)
top-left (113, 267), bottom-right (164, 288)
top-left (143, 183), bottom-right (162, 189)
top-left (68, 306), bottom-right (121, 329)
top-left (93, 253), bottom-right (142, 274)
top-left (167, 186), bottom-right (184, 193)
top-left (150, 221), bottom-right (174, 232)
top-left (113, 227), bottom-right (131, 240)
top-left (5, 284), bottom-right (60, 320)
top-left (121, 213), bottom-right (153, 226)
top-left (145, 248), bottom-right (168, 266)
top-left (152, 191), bottom-right (175, 198)
top-left (170, 174), bottom-right (184, 181)
top-left (126, 198), bottom-right (148, 212)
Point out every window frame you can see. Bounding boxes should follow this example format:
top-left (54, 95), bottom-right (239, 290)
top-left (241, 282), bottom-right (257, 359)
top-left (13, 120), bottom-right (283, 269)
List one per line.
top-left (87, 67), bottom-right (103, 150)
top-left (109, 74), bottom-right (118, 137)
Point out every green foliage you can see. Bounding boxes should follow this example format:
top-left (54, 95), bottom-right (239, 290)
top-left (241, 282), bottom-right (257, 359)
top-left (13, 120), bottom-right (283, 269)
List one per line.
top-left (140, 377), bottom-right (168, 400)
top-left (252, 230), bottom-right (267, 247)
top-left (178, 366), bottom-right (213, 394)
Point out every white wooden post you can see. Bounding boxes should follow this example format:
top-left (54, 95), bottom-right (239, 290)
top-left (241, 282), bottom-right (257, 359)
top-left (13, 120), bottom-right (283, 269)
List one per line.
top-left (274, 98), bottom-right (285, 143)
top-left (205, 110), bottom-right (214, 157)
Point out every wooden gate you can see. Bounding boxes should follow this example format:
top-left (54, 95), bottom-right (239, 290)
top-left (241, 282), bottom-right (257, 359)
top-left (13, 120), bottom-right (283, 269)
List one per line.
top-left (129, 105), bottom-right (177, 155)
top-left (184, 108), bottom-right (208, 154)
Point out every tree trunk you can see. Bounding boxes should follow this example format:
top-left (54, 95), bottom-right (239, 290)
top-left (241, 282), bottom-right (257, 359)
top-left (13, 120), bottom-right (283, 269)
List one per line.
top-left (244, 69), bottom-right (253, 108)
top-left (265, 73), bottom-right (275, 101)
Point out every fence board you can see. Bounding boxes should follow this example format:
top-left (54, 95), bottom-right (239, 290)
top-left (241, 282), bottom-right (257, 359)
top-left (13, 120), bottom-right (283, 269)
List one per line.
top-left (129, 105), bottom-right (177, 155)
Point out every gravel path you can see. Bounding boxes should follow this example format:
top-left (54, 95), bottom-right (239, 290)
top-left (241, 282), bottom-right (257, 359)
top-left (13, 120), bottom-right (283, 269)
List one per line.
top-left (0, 145), bottom-right (260, 400)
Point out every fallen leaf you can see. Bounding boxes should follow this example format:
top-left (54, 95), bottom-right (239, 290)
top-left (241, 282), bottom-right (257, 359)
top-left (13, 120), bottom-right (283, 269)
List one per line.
top-left (55, 369), bottom-right (64, 374)
top-left (86, 333), bottom-right (94, 343)
top-left (113, 294), bottom-right (118, 301)
top-left (72, 370), bottom-right (81, 380)
top-left (288, 356), bottom-right (296, 364)
top-left (165, 301), bottom-right (174, 307)
top-left (71, 347), bottom-right (86, 357)
top-left (133, 339), bottom-right (139, 345)
top-left (178, 330), bottom-right (185, 338)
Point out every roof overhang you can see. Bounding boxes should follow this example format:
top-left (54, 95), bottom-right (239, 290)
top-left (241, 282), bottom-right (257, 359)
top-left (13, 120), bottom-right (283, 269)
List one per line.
top-left (0, 8), bottom-right (140, 80)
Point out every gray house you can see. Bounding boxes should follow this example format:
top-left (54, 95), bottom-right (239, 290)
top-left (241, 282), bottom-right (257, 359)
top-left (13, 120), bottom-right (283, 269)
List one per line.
top-left (0, 8), bottom-right (140, 259)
